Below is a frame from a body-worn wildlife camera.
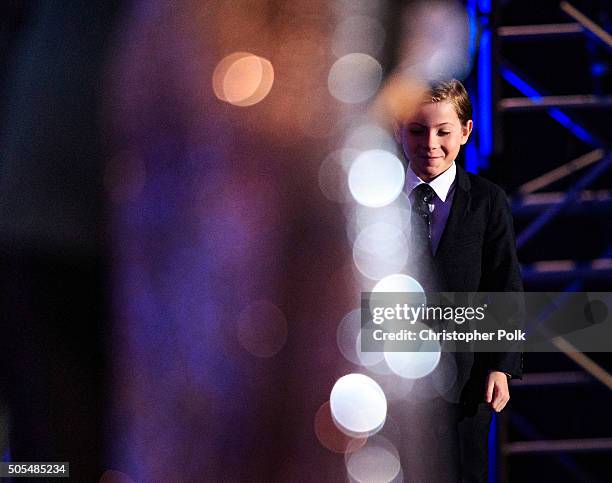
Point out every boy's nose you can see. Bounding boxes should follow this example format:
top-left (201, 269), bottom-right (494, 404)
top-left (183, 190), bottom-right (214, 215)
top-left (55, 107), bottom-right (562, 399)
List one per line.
top-left (426, 132), bottom-right (439, 149)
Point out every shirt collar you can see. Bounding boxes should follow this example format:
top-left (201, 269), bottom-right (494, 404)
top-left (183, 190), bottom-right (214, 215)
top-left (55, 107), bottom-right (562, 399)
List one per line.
top-left (406, 162), bottom-right (457, 202)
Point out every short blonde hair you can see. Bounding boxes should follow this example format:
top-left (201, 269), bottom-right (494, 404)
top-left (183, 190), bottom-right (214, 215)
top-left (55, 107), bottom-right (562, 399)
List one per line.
top-left (424, 79), bottom-right (472, 126)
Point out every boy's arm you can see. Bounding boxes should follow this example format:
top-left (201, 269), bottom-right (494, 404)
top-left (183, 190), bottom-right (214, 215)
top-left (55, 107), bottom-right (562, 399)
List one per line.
top-left (481, 185), bottom-right (523, 379)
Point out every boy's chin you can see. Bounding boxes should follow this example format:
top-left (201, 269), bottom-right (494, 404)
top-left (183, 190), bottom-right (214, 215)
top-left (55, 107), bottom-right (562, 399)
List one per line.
top-left (415, 160), bottom-right (452, 180)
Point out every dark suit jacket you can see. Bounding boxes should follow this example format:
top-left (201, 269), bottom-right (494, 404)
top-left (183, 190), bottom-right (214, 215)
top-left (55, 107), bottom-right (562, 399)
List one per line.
top-left (413, 164), bottom-right (524, 404)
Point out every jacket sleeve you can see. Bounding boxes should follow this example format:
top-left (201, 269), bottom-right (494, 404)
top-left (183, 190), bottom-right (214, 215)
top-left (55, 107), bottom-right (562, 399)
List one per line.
top-left (480, 185), bottom-right (524, 379)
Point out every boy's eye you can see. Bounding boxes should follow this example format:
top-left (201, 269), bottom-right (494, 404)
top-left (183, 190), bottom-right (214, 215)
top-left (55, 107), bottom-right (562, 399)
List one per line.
top-left (409, 129), bottom-right (423, 135)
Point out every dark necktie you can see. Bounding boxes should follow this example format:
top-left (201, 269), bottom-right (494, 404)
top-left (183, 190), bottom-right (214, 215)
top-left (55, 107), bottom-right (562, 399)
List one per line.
top-left (409, 183), bottom-right (437, 290)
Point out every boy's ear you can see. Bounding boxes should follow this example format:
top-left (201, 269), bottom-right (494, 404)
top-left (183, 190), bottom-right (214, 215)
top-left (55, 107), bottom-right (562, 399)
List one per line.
top-left (460, 120), bottom-right (473, 145)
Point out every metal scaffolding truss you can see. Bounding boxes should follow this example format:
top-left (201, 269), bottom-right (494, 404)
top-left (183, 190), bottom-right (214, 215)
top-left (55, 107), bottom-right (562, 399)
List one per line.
top-left (472, 1), bottom-right (612, 482)
top-left (494, 1), bottom-right (611, 269)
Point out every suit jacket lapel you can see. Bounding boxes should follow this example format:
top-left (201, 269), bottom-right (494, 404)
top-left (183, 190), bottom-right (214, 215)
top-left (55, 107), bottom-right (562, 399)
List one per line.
top-left (435, 164), bottom-right (471, 261)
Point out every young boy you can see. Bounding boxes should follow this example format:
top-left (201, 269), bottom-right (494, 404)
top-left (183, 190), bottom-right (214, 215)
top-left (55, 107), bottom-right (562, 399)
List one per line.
top-left (394, 79), bottom-right (523, 482)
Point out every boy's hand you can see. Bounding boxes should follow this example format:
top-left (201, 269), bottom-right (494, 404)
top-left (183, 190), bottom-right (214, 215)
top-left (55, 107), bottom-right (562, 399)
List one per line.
top-left (485, 371), bottom-right (510, 412)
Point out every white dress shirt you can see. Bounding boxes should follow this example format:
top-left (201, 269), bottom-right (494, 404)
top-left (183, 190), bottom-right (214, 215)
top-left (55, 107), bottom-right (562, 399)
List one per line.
top-left (405, 162), bottom-right (457, 255)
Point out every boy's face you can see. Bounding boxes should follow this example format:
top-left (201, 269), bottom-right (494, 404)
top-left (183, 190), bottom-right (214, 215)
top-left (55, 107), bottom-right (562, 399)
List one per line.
top-left (398, 100), bottom-right (473, 181)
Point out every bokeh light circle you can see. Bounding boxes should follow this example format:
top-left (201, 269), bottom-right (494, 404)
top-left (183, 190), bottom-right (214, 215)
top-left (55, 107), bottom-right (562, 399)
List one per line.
top-left (330, 373), bottom-right (387, 437)
top-left (403, 0), bottom-right (470, 81)
top-left (372, 274), bottom-right (425, 294)
top-left (345, 193), bottom-right (412, 245)
top-left (355, 330), bottom-right (386, 368)
top-left (318, 149), bottom-right (359, 203)
top-left (237, 300), bottom-right (287, 357)
top-left (212, 52), bottom-right (274, 106)
top-left (352, 223), bottom-right (408, 280)
top-left (354, 194), bottom-right (411, 236)
top-left (348, 150), bottom-right (405, 208)
top-left (383, 321), bottom-right (441, 379)
top-left (328, 53), bottom-right (382, 104)
top-left (344, 123), bottom-right (397, 153)
top-left (337, 309), bottom-right (384, 367)
top-left (345, 434), bottom-right (402, 483)
top-left (314, 401), bottom-right (368, 454)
